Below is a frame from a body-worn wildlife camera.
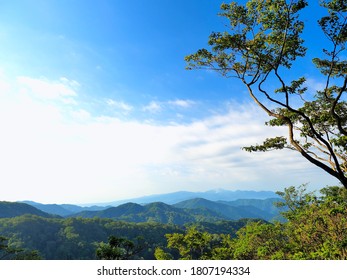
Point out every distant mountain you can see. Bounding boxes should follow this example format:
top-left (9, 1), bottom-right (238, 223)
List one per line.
top-left (100, 189), bottom-right (279, 206)
top-left (22, 201), bottom-right (110, 217)
top-left (70, 196), bottom-right (283, 224)
top-left (0, 201), bottom-right (54, 218)
top-left (174, 197), bottom-right (282, 221)
top-left (17, 189), bottom-right (281, 222)
top-left (219, 198), bottom-right (284, 220)
top-left (71, 201), bottom-right (228, 225)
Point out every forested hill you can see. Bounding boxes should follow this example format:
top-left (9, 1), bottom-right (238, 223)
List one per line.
top-left (0, 201), bottom-right (54, 218)
top-left (5, 197), bottom-right (283, 223)
top-left (70, 202), bottom-right (228, 225)
top-left (173, 198), bottom-right (281, 221)
top-left (22, 201), bottom-right (107, 217)
top-left (69, 198), bottom-right (282, 223)
top-left (0, 215), bottom-right (253, 260)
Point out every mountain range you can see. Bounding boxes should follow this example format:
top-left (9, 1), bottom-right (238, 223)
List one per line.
top-left (70, 197), bottom-right (283, 224)
top-left (21, 201), bottom-right (106, 217)
top-left (97, 189), bottom-right (280, 206)
top-left (0, 189), bottom-right (285, 224)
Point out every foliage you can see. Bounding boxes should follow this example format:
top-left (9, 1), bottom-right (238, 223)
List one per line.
top-left (185, 0), bottom-right (347, 188)
top-left (0, 235), bottom-right (41, 260)
top-left (0, 215), bottom-right (249, 260)
top-left (282, 185), bottom-right (347, 259)
top-left (96, 235), bottom-right (145, 260)
top-left (154, 247), bottom-right (174, 260)
top-left (2, 185), bottom-right (346, 260)
top-left (158, 185), bottom-right (347, 260)
top-left (231, 221), bottom-right (288, 259)
top-left (0, 235), bottom-right (17, 260)
top-left (230, 185), bottom-right (347, 259)
top-left (0, 216), bottom-right (182, 260)
top-left (165, 226), bottom-right (214, 260)
top-left (159, 221), bottom-right (256, 260)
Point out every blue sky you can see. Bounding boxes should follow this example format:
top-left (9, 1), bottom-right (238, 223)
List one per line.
top-left (0, 0), bottom-right (339, 204)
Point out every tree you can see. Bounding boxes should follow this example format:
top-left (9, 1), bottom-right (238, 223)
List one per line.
top-left (277, 185), bottom-right (347, 259)
top-left (231, 221), bottom-right (289, 260)
top-left (185, 0), bottom-right (347, 188)
top-left (165, 226), bottom-right (213, 260)
top-left (0, 236), bottom-right (16, 260)
top-left (0, 235), bottom-right (41, 260)
top-left (158, 185), bottom-right (347, 260)
top-left (95, 235), bottom-right (144, 260)
top-left (218, 185), bottom-right (347, 260)
top-left (154, 247), bottom-right (174, 260)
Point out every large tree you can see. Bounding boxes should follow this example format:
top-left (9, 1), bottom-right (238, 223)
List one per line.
top-left (185, 0), bottom-right (347, 188)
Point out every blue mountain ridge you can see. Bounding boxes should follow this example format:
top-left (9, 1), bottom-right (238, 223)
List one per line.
top-left (17, 189), bottom-right (283, 222)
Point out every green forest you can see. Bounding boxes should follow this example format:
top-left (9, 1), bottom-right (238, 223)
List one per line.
top-left (0, 209), bottom-right (251, 260)
top-left (1, 185), bottom-right (347, 260)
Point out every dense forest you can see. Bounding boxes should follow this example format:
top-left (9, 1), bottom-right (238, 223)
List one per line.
top-left (1, 185), bottom-right (347, 260)
top-left (0, 215), bottom-right (251, 260)
top-left (156, 186), bottom-right (347, 260)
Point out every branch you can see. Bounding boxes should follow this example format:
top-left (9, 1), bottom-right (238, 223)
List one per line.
top-left (271, 70), bottom-right (345, 179)
top-left (330, 76), bottom-right (347, 136)
top-left (246, 78), bottom-right (347, 186)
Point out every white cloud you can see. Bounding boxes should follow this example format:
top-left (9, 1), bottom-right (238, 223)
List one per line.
top-left (106, 99), bottom-right (133, 111)
top-left (168, 99), bottom-right (195, 108)
top-left (142, 101), bottom-right (162, 113)
top-left (16, 76), bottom-right (78, 104)
top-left (142, 99), bottom-right (195, 115)
top-left (0, 75), bottom-right (338, 204)
top-left (71, 109), bottom-right (92, 121)
top-left (305, 77), bottom-right (325, 94)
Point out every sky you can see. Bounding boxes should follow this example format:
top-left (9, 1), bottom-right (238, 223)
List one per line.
top-left (0, 0), bottom-right (340, 204)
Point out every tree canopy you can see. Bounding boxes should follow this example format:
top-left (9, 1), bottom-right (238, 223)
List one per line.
top-left (185, 0), bottom-right (347, 188)
top-left (157, 185), bottom-right (347, 260)
top-left (96, 235), bottom-right (145, 260)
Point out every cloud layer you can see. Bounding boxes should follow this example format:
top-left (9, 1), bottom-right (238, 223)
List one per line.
top-left (0, 74), bottom-right (338, 203)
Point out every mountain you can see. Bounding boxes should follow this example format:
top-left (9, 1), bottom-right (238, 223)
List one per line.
top-left (0, 201), bottom-right (54, 218)
top-left (174, 197), bottom-right (282, 221)
top-left (219, 198), bottom-right (284, 220)
top-left (70, 196), bottom-right (282, 224)
top-left (173, 198), bottom-right (249, 220)
top-left (99, 189), bottom-right (279, 206)
top-left (16, 189), bottom-right (281, 221)
top-left (71, 201), bottom-right (228, 225)
top-left (22, 201), bottom-right (110, 217)
top-left (76, 202), bottom-right (144, 219)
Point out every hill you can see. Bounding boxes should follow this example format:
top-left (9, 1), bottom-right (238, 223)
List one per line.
top-left (219, 198), bottom-right (283, 220)
top-left (19, 189), bottom-right (279, 217)
top-left (173, 198), bottom-right (251, 220)
top-left (0, 215), bottom-right (255, 260)
top-left (71, 201), bottom-right (228, 224)
top-left (22, 201), bottom-right (109, 217)
top-left (0, 201), bottom-right (53, 218)
top-left (174, 197), bottom-right (282, 221)
top-left (70, 197), bottom-right (282, 224)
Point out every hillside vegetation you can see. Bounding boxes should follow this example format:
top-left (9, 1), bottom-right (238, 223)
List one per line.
top-left (1, 186), bottom-right (346, 260)
top-left (0, 215), bottom-right (251, 260)
top-left (0, 202), bottom-right (54, 218)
